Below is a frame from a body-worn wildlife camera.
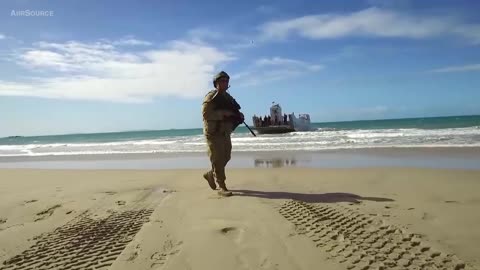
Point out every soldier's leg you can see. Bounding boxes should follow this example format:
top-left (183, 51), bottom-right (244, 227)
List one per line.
top-left (224, 134), bottom-right (232, 167)
top-left (217, 135), bottom-right (232, 192)
top-left (204, 138), bottom-right (218, 190)
top-left (208, 136), bottom-right (227, 184)
top-left (202, 164), bottom-right (216, 190)
top-left (222, 134), bottom-right (232, 178)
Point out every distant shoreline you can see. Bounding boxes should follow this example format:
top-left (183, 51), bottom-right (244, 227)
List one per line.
top-left (2, 114), bottom-right (479, 139)
top-left (2, 115), bottom-right (478, 158)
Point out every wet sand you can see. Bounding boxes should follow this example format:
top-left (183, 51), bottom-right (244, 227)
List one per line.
top-left (0, 167), bottom-right (479, 269)
top-left (1, 147), bottom-right (480, 170)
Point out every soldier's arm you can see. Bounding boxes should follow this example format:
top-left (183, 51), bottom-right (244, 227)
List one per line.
top-left (202, 92), bottom-right (231, 121)
top-left (228, 93), bottom-right (243, 112)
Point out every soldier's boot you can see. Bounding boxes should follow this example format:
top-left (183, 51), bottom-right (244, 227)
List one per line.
top-left (217, 181), bottom-right (233, 197)
top-left (203, 171), bottom-right (217, 190)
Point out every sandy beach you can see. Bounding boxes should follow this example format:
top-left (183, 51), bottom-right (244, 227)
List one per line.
top-left (1, 167), bottom-right (479, 270)
top-left (2, 0), bottom-right (479, 269)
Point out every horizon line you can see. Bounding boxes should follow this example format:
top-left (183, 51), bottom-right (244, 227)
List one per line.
top-left (1, 113), bottom-right (479, 139)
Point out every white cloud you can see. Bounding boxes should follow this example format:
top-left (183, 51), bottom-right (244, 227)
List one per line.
top-left (0, 39), bottom-right (235, 102)
top-left (233, 57), bottom-right (323, 87)
top-left (431, 64), bottom-right (480, 73)
top-left (187, 28), bottom-right (223, 41)
top-left (20, 50), bottom-right (72, 71)
top-left (96, 36), bottom-right (152, 46)
top-left (255, 57), bottom-right (323, 71)
top-left (259, 7), bottom-right (480, 44)
top-left (19, 41), bottom-right (141, 73)
top-left (0, 34), bottom-right (5, 39)
top-left (188, 27), bottom-right (257, 50)
top-left (113, 38), bottom-right (152, 46)
top-left (452, 25), bottom-right (480, 45)
top-left (228, 39), bottom-right (256, 50)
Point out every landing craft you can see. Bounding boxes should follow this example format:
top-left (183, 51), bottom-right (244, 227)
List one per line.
top-left (251, 103), bottom-right (311, 134)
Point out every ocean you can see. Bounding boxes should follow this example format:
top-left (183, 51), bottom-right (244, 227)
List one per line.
top-left (1, 115), bottom-right (479, 157)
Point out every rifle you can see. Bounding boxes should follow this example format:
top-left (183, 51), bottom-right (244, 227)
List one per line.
top-left (212, 90), bottom-right (256, 137)
top-left (243, 120), bottom-right (257, 137)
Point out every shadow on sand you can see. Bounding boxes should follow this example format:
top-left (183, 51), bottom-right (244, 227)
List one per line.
top-left (231, 189), bottom-right (394, 204)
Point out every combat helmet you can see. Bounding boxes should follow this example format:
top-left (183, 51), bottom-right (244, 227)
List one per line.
top-left (213, 71), bottom-right (230, 87)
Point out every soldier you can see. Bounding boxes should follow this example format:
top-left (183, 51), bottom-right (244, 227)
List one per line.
top-left (202, 71), bottom-right (244, 197)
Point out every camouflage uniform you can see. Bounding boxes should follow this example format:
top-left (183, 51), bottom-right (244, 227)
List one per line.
top-left (202, 71), bottom-right (242, 195)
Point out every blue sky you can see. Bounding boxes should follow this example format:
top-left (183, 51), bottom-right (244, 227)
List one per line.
top-left (1, 0), bottom-right (480, 137)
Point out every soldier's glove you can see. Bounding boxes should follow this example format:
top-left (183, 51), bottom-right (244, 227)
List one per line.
top-left (238, 112), bottom-right (245, 121)
top-left (225, 112), bottom-right (243, 132)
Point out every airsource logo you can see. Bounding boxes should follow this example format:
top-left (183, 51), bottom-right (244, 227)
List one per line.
top-left (11, 10), bottom-right (54, 17)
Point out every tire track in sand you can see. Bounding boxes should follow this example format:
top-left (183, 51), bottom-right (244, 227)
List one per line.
top-left (0, 188), bottom-right (175, 270)
top-left (277, 200), bottom-right (475, 270)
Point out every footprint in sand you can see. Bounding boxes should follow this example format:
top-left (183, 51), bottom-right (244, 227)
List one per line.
top-left (445, 200), bottom-right (459, 203)
top-left (218, 226), bottom-right (245, 245)
top-left (0, 218), bottom-right (6, 224)
top-left (34, 204), bottom-right (61, 222)
top-left (116, 200), bottom-right (126, 206)
top-left (259, 257), bottom-right (279, 269)
top-left (127, 250), bottom-right (139, 262)
top-left (220, 227), bottom-right (237, 234)
top-left (127, 244), bottom-right (141, 262)
top-left (422, 212), bottom-right (435, 221)
top-left (23, 199), bottom-right (38, 205)
top-left (150, 239), bottom-right (183, 268)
